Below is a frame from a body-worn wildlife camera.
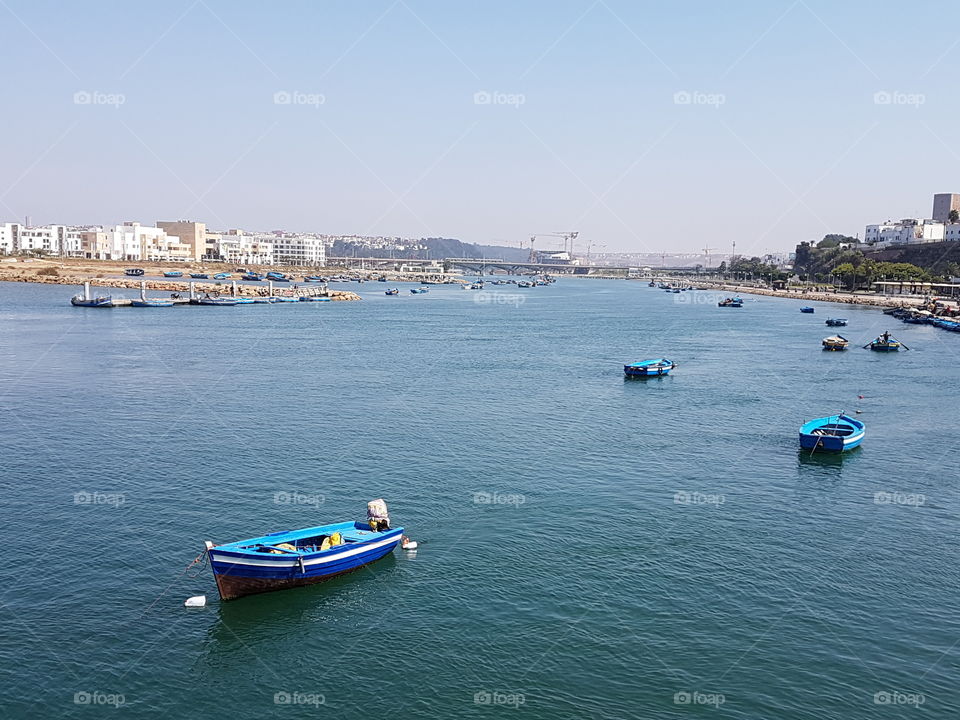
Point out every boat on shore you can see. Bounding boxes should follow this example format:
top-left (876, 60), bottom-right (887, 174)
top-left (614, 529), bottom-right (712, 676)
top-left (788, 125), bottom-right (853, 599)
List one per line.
top-left (213, 272), bottom-right (231, 280)
top-left (190, 273), bottom-right (209, 279)
top-left (718, 297), bottom-right (743, 308)
top-left (124, 268), bottom-right (145, 277)
top-left (624, 358), bottom-right (676, 377)
top-left (241, 273), bottom-right (263, 281)
top-left (798, 413), bottom-right (865, 452)
top-left (822, 335), bottom-right (848, 351)
top-left (205, 500), bottom-right (403, 601)
top-left (866, 331), bottom-right (905, 351)
top-left (131, 298), bottom-right (174, 307)
top-left (163, 271), bottom-right (183, 278)
top-left (825, 318), bottom-right (847, 327)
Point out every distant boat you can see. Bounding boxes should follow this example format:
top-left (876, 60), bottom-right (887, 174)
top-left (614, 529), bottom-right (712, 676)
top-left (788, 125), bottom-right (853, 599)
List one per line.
top-left (213, 272), bottom-right (231, 279)
top-left (299, 296), bottom-right (331, 302)
top-left (163, 271), bottom-right (183, 278)
top-left (931, 317), bottom-right (960, 331)
top-left (241, 273), bottom-right (263, 281)
top-left (131, 298), bottom-right (174, 307)
top-left (269, 296), bottom-right (299, 303)
top-left (718, 297), bottom-right (743, 307)
top-left (866, 331), bottom-right (906, 351)
top-left (825, 318), bottom-right (847, 326)
top-left (384, 288), bottom-right (399, 296)
top-left (124, 268), bottom-right (144, 276)
top-left (410, 287), bottom-right (430, 294)
top-left (190, 273), bottom-right (209, 279)
top-left (196, 296), bottom-right (238, 306)
top-left (516, 281), bottom-right (533, 288)
top-left (800, 306), bottom-right (815, 313)
top-left (70, 294), bottom-right (113, 308)
top-left (234, 297), bottom-right (256, 304)
top-left (624, 358), bottom-right (676, 377)
top-left (821, 335), bottom-right (849, 351)
top-left (799, 413), bottom-right (865, 452)
top-left (204, 517), bottom-right (403, 601)
top-left (303, 276), bottom-right (325, 282)
top-left (648, 281), bottom-right (656, 287)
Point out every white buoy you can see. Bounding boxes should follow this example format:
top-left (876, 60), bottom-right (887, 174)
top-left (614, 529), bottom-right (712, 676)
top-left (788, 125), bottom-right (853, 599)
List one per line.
top-left (401, 536), bottom-right (418, 550)
top-left (184, 595), bottom-right (207, 608)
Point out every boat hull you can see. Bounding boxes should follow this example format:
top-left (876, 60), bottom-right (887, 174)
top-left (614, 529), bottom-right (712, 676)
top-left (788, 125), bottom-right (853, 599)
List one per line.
top-left (798, 415), bottom-right (865, 452)
top-left (208, 528), bottom-right (402, 600)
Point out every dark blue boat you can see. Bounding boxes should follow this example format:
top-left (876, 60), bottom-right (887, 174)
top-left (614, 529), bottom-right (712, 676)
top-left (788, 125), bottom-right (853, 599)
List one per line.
top-left (241, 273), bottom-right (263, 281)
top-left (163, 271), bottom-right (183, 278)
top-left (799, 414), bottom-right (865, 452)
top-left (825, 318), bottom-right (847, 327)
top-left (205, 511), bottom-right (403, 600)
top-left (800, 306), bottom-right (815, 313)
top-left (195, 296), bottom-right (238, 306)
top-left (385, 288), bottom-right (399, 295)
top-left (718, 297), bottom-right (743, 307)
top-left (70, 294), bottom-right (114, 308)
top-left (624, 358), bottom-right (675, 377)
top-left (124, 268), bottom-right (144, 276)
top-left (190, 273), bottom-right (209, 279)
top-left (131, 298), bottom-right (174, 307)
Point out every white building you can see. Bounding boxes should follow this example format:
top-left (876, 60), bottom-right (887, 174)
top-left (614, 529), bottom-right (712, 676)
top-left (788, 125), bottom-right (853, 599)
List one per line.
top-left (271, 234), bottom-right (326, 266)
top-left (864, 219), bottom-right (945, 248)
top-left (0, 223), bottom-right (91, 256)
top-left (213, 230), bottom-right (274, 265)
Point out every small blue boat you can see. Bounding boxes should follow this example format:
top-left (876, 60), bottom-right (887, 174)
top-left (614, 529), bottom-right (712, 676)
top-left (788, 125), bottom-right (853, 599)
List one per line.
top-left (196, 297), bottom-right (238, 306)
top-left (233, 297), bottom-right (256, 304)
top-left (131, 298), bottom-right (174, 307)
top-left (800, 306), bottom-right (815, 313)
top-left (163, 271), bottom-right (184, 278)
top-left (385, 288), bottom-right (399, 296)
top-left (798, 413), bottom-right (865, 452)
top-left (190, 273), bottom-right (209, 279)
top-left (70, 294), bottom-right (114, 308)
top-left (213, 272), bottom-right (231, 280)
top-left (410, 287), bottom-right (430, 294)
top-left (242, 273), bottom-right (263, 281)
top-left (269, 296), bottom-right (299, 303)
top-left (624, 358), bottom-right (676, 377)
top-left (718, 297), bottom-right (743, 307)
top-left (825, 318), bottom-right (847, 327)
top-left (299, 296), bottom-right (332, 302)
top-left (866, 331), bottom-right (905, 351)
top-left (303, 276), bottom-right (325, 282)
top-left (205, 505), bottom-right (403, 600)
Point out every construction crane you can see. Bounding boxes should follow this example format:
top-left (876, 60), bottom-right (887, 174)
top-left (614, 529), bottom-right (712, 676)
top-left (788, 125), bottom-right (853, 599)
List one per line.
top-left (702, 247), bottom-right (720, 268)
top-left (529, 231), bottom-right (579, 262)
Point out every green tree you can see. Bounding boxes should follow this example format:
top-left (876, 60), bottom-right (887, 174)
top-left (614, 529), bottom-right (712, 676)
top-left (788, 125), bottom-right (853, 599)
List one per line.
top-left (950, 209), bottom-right (959, 223)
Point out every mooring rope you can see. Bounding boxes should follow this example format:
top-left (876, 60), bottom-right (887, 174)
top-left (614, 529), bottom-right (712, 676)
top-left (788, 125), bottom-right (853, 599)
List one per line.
top-left (138, 552), bottom-right (207, 618)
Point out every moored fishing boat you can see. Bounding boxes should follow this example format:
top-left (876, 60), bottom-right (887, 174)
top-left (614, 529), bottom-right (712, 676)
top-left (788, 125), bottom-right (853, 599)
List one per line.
top-left (866, 331), bottom-right (905, 351)
top-left (624, 358), bottom-right (676, 377)
top-left (269, 295), bottom-right (299, 303)
top-left (196, 296), bottom-right (238, 306)
top-left (241, 273), bottom-right (263, 281)
top-left (131, 298), bottom-right (174, 307)
top-left (821, 335), bottom-right (848, 351)
top-left (299, 296), bottom-right (331, 302)
top-left (410, 287), bottom-right (430, 294)
top-left (825, 318), bottom-right (847, 327)
top-left (798, 413), bottom-right (865, 452)
top-left (718, 297), bottom-right (743, 307)
top-left (800, 306), bottom-right (815, 313)
top-left (190, 273), bottom-right (209, 279)
top-left (384, 288), bottom-right (399, 296)
top-left (213, 272), bottom-right (231, 279)
top-left (124, 268), bottom-right (145, 276)
top-left (163, 271), bottom-right (183, 278)
top-left (205, 500), bottom-right (403, 600)
top-left (70, 294), bottom-right (114, 307)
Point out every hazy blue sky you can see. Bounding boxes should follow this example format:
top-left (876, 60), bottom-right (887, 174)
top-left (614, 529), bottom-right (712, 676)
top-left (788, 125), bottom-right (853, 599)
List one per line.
top-left (3, 0), bottom-right (960, 255)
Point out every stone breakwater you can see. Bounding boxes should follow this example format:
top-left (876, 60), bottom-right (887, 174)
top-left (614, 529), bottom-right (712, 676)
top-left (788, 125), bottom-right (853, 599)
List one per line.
top-left (0, 271), bottom-right (361, 300)
top-left (694, 282), bottom-right (922, 309)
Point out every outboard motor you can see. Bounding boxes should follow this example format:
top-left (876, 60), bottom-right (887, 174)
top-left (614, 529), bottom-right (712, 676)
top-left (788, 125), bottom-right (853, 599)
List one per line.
top-left (367, 499), bottom-right (390, 531)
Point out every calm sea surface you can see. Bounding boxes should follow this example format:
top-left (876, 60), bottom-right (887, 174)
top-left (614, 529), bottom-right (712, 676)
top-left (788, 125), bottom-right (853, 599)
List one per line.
top-left (0, 279), bottom-right (957, 718)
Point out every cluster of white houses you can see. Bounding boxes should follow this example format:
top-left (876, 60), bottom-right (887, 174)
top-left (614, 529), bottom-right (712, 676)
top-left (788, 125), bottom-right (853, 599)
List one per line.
top-left (0, 220), bottom-right (326, 266)
top-left (864, 193), bottom-right (960, 249)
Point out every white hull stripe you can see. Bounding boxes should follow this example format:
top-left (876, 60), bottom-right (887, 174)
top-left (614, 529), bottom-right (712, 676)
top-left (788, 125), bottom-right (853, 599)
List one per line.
top-left (210, 535), bottom-right (399, 568)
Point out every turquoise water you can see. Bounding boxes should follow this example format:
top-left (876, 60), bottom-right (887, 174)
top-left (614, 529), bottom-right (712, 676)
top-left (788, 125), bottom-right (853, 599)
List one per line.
top-left (1, 279), bottom-right (957, 718)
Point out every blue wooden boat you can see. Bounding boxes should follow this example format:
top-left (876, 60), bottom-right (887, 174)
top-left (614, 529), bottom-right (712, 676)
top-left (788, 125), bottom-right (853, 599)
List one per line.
top-left (800, 306), bottom-right (815, 313)
top-left (303, 276), bottom-right (325, 282)
top-left (190, 273), bottom-right (209, 279)
top-left (269, 296), bottom-right (299, 303)
top-left (213, 272), bottom-right (231, 279)
top-left (866, 331), bottom-right (906, 351)
top-left (124, 268), bottom-right (144, 276)
top-left (241, 273), bottom-right (263, 281)
top-left (410, 287), bottom-right (430, 294)
top-left (131, 298), bottom-right (174, 307)
top-left (798, 413), bottom-right (865, 452)
top-left (718, 297), bottom-right (742, 307)
top-left (385, 288), bottom-right (399, 295)
top-left (825, 318), bottom-right (847, 327)
top-left (299, 296), bottom-right (332, 302)
top-left (233, 297), bottom-right (256, 304)
top-left (70, 294), bottom-right (114, 307)
top-left (163, 271), bottom-right (183, 278)
top-left (196, 297), bottom-right (238, 306)
top-left (205, 519), bottom-right (403, 600)
top-left (624, 358), bottom-right (675, 377)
